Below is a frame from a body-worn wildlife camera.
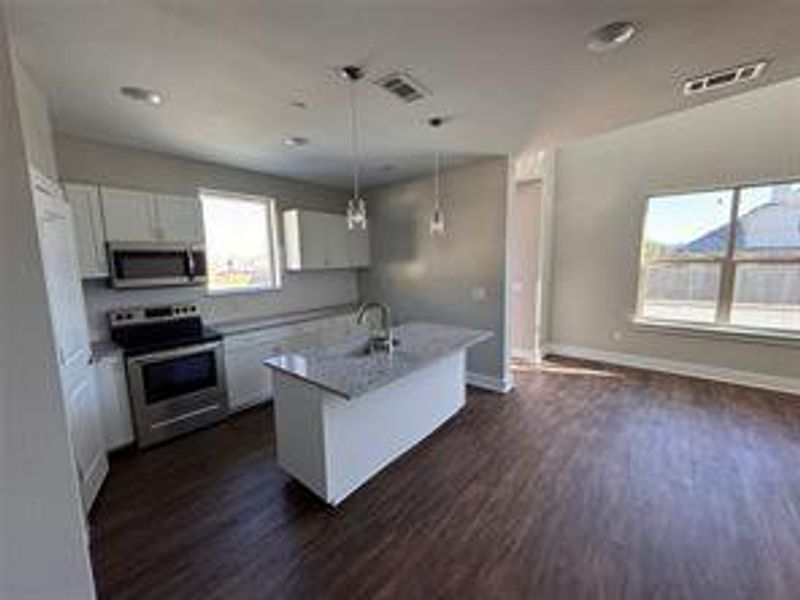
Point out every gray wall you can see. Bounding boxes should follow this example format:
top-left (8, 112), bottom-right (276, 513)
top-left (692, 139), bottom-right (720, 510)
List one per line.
top-left (360, 157), bottom-right (512, 383)
top-left (0, 26), bottom-right (95, 599)
top-left (54, 134), bottom-right (359, 338)
top-left (550, 77), bottom-right (800, 380)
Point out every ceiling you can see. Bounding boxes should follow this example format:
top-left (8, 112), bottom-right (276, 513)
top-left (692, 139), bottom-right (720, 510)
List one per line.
top-left (6, 0), bottom-right (800, 188)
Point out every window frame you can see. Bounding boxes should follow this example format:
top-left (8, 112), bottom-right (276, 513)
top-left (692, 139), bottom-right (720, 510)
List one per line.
top-left (199, 189), bottom-right (282, 295)
top-left (634, 179), bottom-right (800, 336)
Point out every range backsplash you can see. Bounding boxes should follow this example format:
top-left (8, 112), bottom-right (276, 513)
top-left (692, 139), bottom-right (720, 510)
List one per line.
top-left (83, 270), bottom-right (359, 341)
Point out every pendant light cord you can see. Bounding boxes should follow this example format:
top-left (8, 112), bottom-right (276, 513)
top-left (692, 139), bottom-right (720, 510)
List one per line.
top-left (350, 78), bottom-right (360, 200)
top-left (434, 150), bottom-right (441, 208)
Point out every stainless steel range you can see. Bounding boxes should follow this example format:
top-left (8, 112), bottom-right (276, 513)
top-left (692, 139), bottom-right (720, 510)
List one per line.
top-left (110, 303), bottom-right (228, 448)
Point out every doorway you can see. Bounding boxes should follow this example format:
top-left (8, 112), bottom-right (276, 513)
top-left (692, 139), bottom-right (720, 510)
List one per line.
top-left (509, 180), bottom-right (542, 366)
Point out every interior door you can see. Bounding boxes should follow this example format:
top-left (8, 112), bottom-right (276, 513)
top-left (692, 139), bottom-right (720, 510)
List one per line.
top-left (33, 174), bottom-right (108, 512)
top-left (155, 194), bottom-right (205, 243)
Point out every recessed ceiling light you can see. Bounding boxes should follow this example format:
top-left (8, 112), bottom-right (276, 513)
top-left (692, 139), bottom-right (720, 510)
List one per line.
top-left (587, 21), bottom-right (637, 53)
top-left (283, 136), bottom-right (309, 147)
top-left (120, 86), bottom-right (163, 106)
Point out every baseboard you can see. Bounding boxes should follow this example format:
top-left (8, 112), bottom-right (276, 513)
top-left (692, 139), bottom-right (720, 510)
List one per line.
top-left (83, 452), bottom-right (109, 512)
top-left (545, 344), bottom-right (800, 396)
top-left (511, 348), bottom-right (539, 362)
top-left (467, 371), bottom-right (514, 394)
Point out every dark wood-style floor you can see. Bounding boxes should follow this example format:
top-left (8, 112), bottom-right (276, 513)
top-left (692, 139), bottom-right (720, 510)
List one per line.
top-left (90, 358), bottom-right (800, 600)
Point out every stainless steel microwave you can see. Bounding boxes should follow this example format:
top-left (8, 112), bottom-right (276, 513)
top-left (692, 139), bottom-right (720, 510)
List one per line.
top-left (107, 242), bottom-right (207, 289)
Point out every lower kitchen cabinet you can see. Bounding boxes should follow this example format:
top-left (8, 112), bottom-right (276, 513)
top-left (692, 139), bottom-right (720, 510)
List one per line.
top-left (224, 333), bottom-right (281, 411)
top-left (94, 353), bottom-right (134, 450)
top-left (223, 313), bottom-right (357, 411)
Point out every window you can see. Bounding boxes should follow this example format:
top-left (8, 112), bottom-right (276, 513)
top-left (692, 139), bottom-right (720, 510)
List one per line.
top-left (637, 181), bottom-right (800, 333)
top-left (200, 191), bottom-right (281, 293)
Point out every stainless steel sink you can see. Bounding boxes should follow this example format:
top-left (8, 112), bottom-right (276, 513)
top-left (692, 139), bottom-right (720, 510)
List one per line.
top-left (322, 337), bottom-right (400, 358)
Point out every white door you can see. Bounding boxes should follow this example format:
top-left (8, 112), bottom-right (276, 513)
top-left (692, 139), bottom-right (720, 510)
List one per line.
top-left (65, 183), bottom-right (107, 278)
top-left (101, 186), bottom-right (156, 242)
top-left (33, 174), bottom-right (108, 512)
top-left (155, 194), bottom-right (204, 243)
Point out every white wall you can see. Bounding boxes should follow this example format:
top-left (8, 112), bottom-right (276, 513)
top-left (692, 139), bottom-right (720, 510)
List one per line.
top-left (549, 77), bottom-right (800, 382)
top-left (0, 16), bottom-right (95, 599)
top-left (54, 134), bottom-right (360, 338)
top-left (360, 158), bottom-right (512, 385)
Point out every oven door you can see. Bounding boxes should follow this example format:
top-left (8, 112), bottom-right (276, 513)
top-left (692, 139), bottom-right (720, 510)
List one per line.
top-left (126, 341), bottom-right (229, 447)
top-left (108, 242), bottom-right (204, 289)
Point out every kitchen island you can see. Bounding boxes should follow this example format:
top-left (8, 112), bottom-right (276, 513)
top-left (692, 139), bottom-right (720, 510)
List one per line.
top-left (264, 322), bottom-right (491, 505)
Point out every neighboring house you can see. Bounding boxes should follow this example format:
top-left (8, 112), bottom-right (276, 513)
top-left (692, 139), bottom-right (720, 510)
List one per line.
top-left (684, 186), bottom-right (800, 253)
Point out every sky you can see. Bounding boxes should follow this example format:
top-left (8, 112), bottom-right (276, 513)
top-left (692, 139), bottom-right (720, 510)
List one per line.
top-left (644, 183), bottom-right (793, 246)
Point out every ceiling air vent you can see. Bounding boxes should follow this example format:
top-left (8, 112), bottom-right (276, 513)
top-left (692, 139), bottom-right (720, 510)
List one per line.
top-left (683, 60), bottom-right (768, 96)
top-left (374, 71), bottom-right (430, 103)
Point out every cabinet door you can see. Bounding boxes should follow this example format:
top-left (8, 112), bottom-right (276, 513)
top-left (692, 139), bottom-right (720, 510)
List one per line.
top-left (324, 213), bottom-right (350, 268)
top-left (225, 337), bottom-right (277, 410)
top-left (101, 187), bottom-right (156, 242)
top-left (346, 226), bottom-right (370, 268)
top-left (94, 356), bottom-right (134, 450)
top-left (298, 211), bottom-right (330, 269)
top-left (155, 195), bottom-right (204, 243)
top-left (65, 183), bottom-right (108, 278)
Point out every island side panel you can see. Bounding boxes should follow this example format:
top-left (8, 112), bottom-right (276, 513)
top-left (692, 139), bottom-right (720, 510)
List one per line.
top-left (273, 372), bottom-right (329, 500)
top-left (323, 351), bottom-right (467, 505)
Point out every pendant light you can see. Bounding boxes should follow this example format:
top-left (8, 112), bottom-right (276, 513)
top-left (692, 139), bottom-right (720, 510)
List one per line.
top-left (429, 117), bottom-right (446, 237)
top-left (341, 65), bottom-right (367, 230)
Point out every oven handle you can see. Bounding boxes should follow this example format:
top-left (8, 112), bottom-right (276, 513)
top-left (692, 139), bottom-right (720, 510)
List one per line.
top-left (127, 341), bottom-right (222, 366)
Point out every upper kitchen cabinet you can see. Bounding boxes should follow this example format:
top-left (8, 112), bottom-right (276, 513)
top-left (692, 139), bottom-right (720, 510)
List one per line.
top-left (101, 187), bottom-right (204, 244)
top-left (346, 225), bottom-right (370, 268)
top-left (101, 187), bottom-right (155, 242)
top-left (65, 183), bottom-right (108, 278)
top-left (283, 209), bottom-right (370, 271)
top-left (155, 194), bottom-right (205, 243)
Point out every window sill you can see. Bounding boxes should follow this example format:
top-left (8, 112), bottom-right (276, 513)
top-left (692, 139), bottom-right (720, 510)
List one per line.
top-left (631, 317), bottom-right (800, 348)
top-left (205, 286), bottom-right (281, 298)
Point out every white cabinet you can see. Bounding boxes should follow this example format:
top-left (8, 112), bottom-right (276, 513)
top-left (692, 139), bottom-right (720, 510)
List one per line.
top-left (224, 330), bottom-right (284, 411)
top-left (155, 194), bottom-right (205, 243)
top-left (347, 226), bottom-right (370, 268)
top-left (223, 314), bottom-right (357, 411)
top-left (101, 187), bottom-right (156, 242)
top-left (94, 353), bottom-right (134, 450)
top-left (283, 209), bottom-right (370, 271)
top-left (65, 183), bottom-right (108, 278)
top-left (100, 186), bottom-right (204, 243)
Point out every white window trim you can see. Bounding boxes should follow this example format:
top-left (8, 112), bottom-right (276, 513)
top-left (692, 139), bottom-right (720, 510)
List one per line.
top-left (634, 179), bottom-right (800, 338)
top-left (199, 189), bottom-right (282, 295)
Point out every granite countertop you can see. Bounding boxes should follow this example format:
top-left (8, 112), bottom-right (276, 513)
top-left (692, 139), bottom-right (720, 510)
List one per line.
top-left (91, 339), bottom-right (123, 362)
top-left (211, 304), bottom-right (356, 336)
top-left (263, 322), bottom-right (492, 399)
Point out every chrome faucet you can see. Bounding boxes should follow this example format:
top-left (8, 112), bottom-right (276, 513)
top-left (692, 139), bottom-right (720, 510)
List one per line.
top-left (356, 301), bottom-right (394, 353)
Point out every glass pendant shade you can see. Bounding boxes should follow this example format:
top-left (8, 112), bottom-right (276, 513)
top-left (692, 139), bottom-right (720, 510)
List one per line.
top-left (429, 150), bottom-right (445, 237)
top-left (430, 205), bottom-right (445, 236)
top-left (347, 197), bottom-right (367, 230)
